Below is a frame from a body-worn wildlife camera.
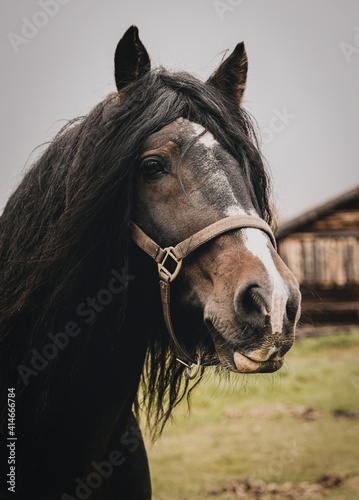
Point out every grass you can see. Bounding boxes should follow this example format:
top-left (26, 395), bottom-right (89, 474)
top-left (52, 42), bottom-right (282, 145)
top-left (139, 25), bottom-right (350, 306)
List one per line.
top-left (143, 330), bottom-right (359, 499)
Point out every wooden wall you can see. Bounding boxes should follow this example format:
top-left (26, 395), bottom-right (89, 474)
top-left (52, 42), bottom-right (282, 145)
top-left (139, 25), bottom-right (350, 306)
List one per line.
top-left (278, 201), bottom-right (359, 287)
top-left (277, 198), bottom-right (359, 328)
top-left (279, 234), bottom-right (359, 287)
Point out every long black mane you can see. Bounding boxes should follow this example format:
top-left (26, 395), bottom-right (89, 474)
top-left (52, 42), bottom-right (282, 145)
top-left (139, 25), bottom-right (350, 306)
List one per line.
top-left (0, 68), bottom-right (272, 477)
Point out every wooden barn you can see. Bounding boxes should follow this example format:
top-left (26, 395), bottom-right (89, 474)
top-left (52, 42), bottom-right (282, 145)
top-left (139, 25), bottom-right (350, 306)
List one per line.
top-left (276, 185), bottom-right (359, 333)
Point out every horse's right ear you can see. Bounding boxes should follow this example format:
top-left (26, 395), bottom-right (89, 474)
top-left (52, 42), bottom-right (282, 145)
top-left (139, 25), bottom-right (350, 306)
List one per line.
top-left (114, 26), bottom-right (151, 92)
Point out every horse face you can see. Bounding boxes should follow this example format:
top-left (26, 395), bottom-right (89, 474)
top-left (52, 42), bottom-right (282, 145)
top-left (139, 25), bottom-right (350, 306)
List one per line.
top-left (133, 117), bottom-right (301, 374)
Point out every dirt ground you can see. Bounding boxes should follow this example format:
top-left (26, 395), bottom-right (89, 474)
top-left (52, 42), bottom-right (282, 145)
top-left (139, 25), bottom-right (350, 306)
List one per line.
top-left (207, 474), bottom-right (359, 499)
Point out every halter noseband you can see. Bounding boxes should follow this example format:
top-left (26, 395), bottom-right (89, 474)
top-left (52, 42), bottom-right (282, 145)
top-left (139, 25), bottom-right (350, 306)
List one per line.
top-left (130, 215), bottom-right (276, 379)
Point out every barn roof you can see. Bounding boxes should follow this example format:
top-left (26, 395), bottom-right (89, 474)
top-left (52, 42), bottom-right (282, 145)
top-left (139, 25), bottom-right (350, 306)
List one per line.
top-left (276, 184), bottom-right (359, 240)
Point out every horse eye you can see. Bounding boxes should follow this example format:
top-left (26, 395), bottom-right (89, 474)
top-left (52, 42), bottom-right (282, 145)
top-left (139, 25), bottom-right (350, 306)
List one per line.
top-left (140, 158), bottom-right (166, 179)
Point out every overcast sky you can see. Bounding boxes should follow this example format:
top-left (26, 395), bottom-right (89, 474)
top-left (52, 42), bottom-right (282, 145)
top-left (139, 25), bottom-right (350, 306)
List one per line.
top-left (1, 0), bottom-right (359, 220)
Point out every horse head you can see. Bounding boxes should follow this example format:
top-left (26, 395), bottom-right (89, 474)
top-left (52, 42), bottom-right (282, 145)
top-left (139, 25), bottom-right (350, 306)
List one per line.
top-left (116, 27), bottom-right (301, 376)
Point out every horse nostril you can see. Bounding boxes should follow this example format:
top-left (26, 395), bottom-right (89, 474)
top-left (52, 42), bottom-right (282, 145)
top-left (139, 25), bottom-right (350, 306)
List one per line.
top-left (242, 285), bottom-right (270, 316)
top-left (286, 303), bottom-right (297, 323)
top-left (286, 290), bottom-right (301, 324)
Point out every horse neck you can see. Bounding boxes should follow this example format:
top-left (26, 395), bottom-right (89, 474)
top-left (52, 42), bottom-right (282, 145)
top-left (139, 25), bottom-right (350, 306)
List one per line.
top-left (80, 260), bottom-right (157, 438)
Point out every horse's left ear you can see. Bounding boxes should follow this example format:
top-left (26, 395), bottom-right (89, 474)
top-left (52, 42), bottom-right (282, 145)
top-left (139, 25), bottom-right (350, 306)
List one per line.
top-left (114, 26), bottom-right (151, 91)
top-left (207, 42), bottom-right (248, 104)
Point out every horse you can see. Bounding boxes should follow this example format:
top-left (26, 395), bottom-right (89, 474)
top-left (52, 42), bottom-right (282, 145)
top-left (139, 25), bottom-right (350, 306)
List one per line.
top-left (0, 26), bottom-right (301, 499)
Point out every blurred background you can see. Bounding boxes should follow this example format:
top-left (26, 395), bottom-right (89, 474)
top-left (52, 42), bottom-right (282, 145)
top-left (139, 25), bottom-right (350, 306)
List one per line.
top-left (1, 1), bottom-right (359, 498)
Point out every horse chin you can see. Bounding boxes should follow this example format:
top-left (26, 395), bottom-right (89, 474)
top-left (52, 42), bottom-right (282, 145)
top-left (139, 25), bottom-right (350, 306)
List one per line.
top-left (215, 347), bottom-right (284, 374)
top-left (232, 351), bottom-right (284, 374)
top-left (208, 321), bottom-right (290, 374)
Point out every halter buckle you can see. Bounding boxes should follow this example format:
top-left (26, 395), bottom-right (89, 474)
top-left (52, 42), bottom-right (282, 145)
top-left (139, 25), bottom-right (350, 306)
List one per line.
top-left (176, 355), bottom-right (202, 380)
top-left (157, 247), bottom-right (182, 282)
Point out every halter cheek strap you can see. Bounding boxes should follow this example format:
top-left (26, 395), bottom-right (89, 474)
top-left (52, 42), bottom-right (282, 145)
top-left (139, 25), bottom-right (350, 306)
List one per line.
top-left (130, 215), bottom-right (276, 378)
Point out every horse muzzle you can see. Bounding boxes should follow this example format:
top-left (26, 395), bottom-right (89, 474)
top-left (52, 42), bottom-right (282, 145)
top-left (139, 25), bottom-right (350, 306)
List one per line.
top-left (204, 273), bottom-right (300, 374)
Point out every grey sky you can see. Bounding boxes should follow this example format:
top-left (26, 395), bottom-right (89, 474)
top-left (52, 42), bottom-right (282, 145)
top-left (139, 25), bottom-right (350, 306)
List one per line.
top-left (1, 0), bottom-right (359, 220)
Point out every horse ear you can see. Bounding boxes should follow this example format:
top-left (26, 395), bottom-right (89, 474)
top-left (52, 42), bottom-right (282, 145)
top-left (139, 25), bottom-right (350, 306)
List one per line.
top-left (207, 42), bottom-right (248, 104)
top-left (114, 26), bottom-right (151, 91)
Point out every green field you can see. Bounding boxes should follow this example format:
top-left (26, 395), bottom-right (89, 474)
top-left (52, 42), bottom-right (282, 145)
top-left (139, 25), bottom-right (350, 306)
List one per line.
top-left (144, 330), bottom-right (359, 499)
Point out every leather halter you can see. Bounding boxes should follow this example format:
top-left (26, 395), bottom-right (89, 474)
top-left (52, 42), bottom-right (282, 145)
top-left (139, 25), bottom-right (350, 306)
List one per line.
top-left (130, 215), bottom-right (276, 378)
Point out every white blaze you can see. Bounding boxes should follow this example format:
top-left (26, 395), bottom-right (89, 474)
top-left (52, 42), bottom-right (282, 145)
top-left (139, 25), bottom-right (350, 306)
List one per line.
top-left (242, 228), bottom-right (288, 334)
top-left (184, 119), bottom-right (288, 334)
top-left (198, 131), bottom-right (218, 148)
top-left (190, 122), bottom-right (205, 135)
top-left (189, 122), bottom-right (219, 149)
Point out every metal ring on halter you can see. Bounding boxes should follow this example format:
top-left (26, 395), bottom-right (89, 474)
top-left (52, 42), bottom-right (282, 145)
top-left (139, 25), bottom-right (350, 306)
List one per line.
top-left (177, 355), bottom-right (201, 380)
